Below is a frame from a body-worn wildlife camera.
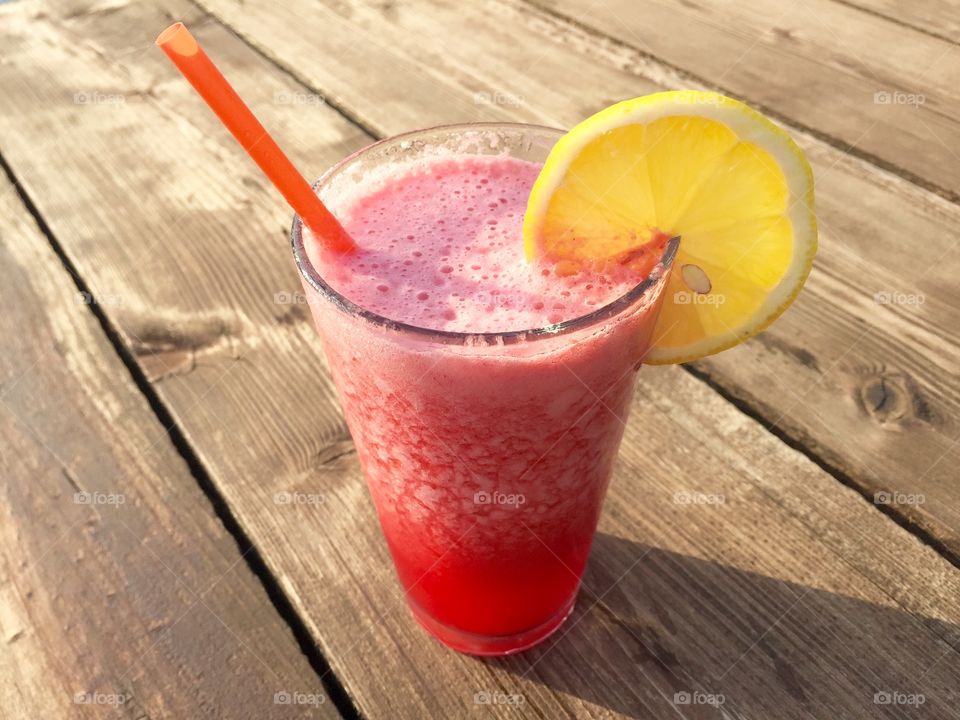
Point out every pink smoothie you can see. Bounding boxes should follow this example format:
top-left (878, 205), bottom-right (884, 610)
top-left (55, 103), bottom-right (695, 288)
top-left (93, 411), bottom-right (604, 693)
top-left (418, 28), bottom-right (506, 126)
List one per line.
top-left (299, 145), bottom-right (672, 654)
top-left (314, 156), bottom-right (640, 331)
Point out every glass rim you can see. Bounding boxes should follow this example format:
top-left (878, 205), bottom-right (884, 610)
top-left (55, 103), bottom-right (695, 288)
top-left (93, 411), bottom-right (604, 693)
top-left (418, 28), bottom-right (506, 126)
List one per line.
top-left (291, 122), bottom-right (678, 346)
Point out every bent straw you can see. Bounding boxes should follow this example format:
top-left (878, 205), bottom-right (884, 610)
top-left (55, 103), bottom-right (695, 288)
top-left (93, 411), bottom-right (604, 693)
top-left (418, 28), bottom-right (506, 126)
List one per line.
top-left (156, 22), bottom-right (354, 253)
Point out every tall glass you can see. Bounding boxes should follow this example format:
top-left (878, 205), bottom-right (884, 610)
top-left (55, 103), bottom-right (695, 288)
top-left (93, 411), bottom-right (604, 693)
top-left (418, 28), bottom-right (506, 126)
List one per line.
top-left (293, 124), bottom-right (675, 655)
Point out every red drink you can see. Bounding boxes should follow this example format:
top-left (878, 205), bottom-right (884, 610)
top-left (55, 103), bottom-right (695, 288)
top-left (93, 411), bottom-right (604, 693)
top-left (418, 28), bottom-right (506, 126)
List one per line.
top-left (294, 125), bottom-right (674, 654)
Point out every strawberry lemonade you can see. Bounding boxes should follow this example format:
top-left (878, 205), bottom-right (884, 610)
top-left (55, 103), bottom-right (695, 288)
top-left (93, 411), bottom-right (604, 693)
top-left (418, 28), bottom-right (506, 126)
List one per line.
top-left (295, 92), bottom-right (816, 655)
top-left (294, 124), bottom-right (676, 654)
top-left (156, 21), bottom-right (817, 660)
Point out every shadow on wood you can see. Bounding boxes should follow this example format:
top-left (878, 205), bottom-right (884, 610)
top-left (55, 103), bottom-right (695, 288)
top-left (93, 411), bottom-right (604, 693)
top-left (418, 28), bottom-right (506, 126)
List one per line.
top-left (484, 533), bottom-right (960, 719)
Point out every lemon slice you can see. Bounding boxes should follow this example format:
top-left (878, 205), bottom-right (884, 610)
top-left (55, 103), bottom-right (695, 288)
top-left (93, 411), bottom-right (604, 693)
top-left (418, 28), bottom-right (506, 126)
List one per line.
top-left (524, 91), bottom-right (817, 364)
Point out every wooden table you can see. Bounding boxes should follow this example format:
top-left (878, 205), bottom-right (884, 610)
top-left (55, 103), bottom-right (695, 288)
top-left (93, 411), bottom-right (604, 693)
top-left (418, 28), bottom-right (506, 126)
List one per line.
top-left (1, 0), bottom-right (958, 717)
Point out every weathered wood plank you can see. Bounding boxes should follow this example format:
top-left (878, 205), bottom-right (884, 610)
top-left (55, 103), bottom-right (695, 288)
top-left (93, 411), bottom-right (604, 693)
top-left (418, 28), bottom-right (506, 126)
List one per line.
top-left (531, 0), bottom-right (960, 200)
top-left (836, 0), bottom-right (960, 43)
top-left (0, 166), bottom-right (334, 714)
top-left (3, 0), bottom-right (959, 718)
top-left (197, 0), bottom-right (960, 561)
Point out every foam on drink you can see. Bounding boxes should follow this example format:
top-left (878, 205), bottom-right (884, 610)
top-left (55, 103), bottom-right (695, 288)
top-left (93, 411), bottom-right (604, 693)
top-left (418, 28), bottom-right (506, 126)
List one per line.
top-left (307, 155), bottom-right (639, 332)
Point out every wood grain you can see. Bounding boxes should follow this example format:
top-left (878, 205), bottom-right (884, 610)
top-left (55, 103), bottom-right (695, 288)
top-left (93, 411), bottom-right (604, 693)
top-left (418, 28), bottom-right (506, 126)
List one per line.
top-left (530, 0), bottom-right (960, 200)
top-left (1, 0), bottom-right (958, 718)
top-left (0, 165), bottom-right (333, 714)
top-left (195, 0), bottom-right (960, 559)
top-left (833, 0), bottom-right (960, 44)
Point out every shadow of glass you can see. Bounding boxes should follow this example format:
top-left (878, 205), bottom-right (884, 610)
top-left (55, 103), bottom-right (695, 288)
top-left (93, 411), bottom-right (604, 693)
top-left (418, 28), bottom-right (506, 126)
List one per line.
top-left (481, 532), bottom-right (960, 719)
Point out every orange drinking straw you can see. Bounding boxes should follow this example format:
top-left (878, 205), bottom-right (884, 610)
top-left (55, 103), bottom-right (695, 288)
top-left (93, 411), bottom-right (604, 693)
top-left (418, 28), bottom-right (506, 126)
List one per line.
top-left (156, 22), bottom-right (355, 253)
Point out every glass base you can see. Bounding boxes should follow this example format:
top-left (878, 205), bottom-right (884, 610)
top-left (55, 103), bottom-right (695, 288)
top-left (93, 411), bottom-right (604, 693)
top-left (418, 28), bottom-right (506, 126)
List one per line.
top-left (407, 591), bottom-right (577, 656)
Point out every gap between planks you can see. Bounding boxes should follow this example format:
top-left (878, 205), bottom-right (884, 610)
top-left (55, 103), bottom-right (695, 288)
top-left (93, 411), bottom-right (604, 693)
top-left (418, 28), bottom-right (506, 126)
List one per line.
top-left (685, 363), bottom-right (960, 569)
top-left (0, 148), bottom-right (365, 720)
top-left (186, 0), bottom-right (380, 140)
top-left (825, 0), bottom-right (959, 47)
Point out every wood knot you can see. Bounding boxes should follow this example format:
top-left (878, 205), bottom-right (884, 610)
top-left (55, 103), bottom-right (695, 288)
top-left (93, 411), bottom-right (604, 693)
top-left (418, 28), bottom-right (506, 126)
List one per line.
top-left (122, 312), bottom-right (242, 382)
top-left (314, 437), bottom-right (357, 469)
top-left (855, 369), bottom-right (929, 425)
top-left (773, 26), bottom-right (797, 42)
